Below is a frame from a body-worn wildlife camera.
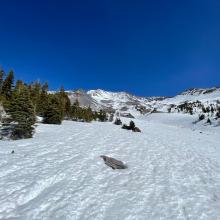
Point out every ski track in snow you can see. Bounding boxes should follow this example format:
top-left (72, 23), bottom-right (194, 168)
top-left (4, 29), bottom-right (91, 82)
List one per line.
top-left (0, 114), bottom-right (220, 220)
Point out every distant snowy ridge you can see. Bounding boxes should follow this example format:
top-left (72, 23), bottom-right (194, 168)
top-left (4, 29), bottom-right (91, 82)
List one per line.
top-left (50, 87), bottom-right (220, 119)
top-left (164, 87), bottom-right (220, 104)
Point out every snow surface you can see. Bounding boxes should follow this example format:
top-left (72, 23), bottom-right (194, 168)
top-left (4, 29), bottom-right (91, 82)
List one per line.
top-left (1, 114), bottom-right (220, 220)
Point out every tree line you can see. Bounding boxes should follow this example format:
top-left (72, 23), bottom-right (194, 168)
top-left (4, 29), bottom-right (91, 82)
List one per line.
top-left (0, 69), bottom-right (107, 140)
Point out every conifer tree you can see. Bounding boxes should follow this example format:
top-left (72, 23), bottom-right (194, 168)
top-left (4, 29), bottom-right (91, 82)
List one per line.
top-left (43, 95), bottom-right (62, 124)
top-left (42, 81), bottom-right (49, 92)
top-left (0, 68), bottom-right (4, 95)
top-left (15, 80), bottom-right (24, 92)
top-left (97, 109), bottom-right (107, 122)
top-left (71, 99), bottom-right (80, 120)
top-left (1, 70), bottom-right (14, 100)
top-left (58, 86), bottom-right (71, 119)
top-left (30, 81), bottom-right (41, 115)
top-left (83, 106), bottom-right (94, 122)
top-left (37, 82), bottom-right (49, 116)
top-left (4, 85), bottom-right (36, 139)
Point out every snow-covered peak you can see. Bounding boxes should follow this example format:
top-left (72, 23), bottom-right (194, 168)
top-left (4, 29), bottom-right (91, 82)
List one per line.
top-left (51, 87), bottom-right (220, 118)
top-left (88, 89), bottom-right (133, 101)
top-left (87, 89), bottom-right (152, 116)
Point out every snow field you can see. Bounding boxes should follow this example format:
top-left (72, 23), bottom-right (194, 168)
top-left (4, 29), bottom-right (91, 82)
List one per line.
top-left (0, 113), bottom-right (220, 219)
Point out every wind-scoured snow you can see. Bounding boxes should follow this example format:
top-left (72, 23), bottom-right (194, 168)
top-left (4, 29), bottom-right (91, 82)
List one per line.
top-left (1, 114), bottom-right (220, 220)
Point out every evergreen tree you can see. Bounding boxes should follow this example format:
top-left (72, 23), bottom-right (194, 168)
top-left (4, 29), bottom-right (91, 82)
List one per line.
top-left (3, 85), bottom-right (36, 139)
top-left (43, 95), bottom-right (62, 124)
top-left (97, 110), bottom-right (107, 122)
top-left (58, 86), bottom-right (71, 119)
top-left (15, 80), bottom-right (24, 92)
top-left (71, 99), bottom-right (80, 120)
top-left (83, 106), bottom-right (94, 122)
top-left (1, 70), bottom-right (14, 100)
top-left (37, 82), bottom-right (49, 116)
top-left (42, 81), bottom-right (49, 92)
top-left (30, 81), bottom-right (41, 115)
top-left (0, 68), bottom-right (4, 95)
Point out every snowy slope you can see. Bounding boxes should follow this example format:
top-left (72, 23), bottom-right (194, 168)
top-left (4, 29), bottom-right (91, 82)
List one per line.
top-left (87, 89), bottom-right (164, 110)
top-left (161, 88), bottom-right (220, 105)
top-left (1, 113), bottom-right (220, 219)
top-left (50, 87), bottom-right (220, 118)
top-left (87, 88), bottom-right (220, 116)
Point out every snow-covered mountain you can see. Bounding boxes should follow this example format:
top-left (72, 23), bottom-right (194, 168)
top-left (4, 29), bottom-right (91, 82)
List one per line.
top-left (65, 87), bottom-right (220, 119)
top-left (162, 87), bottom-right (220, 104)
top-left (87, 89), bottom-right (164, 114)
top-left (66, 89), bottom-right (166, 117)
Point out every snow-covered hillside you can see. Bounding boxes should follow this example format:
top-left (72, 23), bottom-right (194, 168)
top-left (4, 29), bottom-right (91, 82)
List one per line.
top-left (1, 113), bottom-right (220, 219)
top-left (159, 87), bottom-right (220, 106)
top-left (63, 88), bottom-right (220, 119)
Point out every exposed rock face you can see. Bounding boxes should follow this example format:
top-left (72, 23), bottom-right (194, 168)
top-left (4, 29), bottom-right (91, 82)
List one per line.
top-left (67, 90), bottom-right (102, 110)
top-left (100, 155), bottom-right (127, 169)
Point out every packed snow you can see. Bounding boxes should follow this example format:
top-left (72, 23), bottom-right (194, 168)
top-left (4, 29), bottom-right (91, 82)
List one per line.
top-left (1, 113), bottom-right (220, 220)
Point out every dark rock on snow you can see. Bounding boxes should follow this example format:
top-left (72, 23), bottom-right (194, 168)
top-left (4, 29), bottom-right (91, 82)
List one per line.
top-left (100, 155), bottom-right (127, 169)
top-left (133, 127), bottom-right (141, 132)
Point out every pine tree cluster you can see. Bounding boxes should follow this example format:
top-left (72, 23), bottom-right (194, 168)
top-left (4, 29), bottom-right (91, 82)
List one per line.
top-left (70, 100), bottom-right (107, 122)
top-left (0, 68), bottom-right (107, 140)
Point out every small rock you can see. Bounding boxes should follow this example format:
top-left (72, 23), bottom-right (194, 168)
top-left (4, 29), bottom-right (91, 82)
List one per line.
top-left (100, 155), bottom-right (127, 169)
top-left (133, 127), bottom-right (141, 132)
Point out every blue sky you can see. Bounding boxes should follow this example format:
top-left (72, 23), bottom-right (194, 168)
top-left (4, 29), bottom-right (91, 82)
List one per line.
top-left (0, 0), bottom-right (220, 96)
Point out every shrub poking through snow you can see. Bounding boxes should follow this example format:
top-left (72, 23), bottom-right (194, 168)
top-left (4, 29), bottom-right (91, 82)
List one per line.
top-left (122, 120), bottom-right (141, 132)
top-left (199, 114), bottom-right (205, 121)
top-left (114, 118), bottom-right (122, 125)
top-left (216, 107), bottom-right (220, 119)
top-left (207, 118), bottom-right (212, 124)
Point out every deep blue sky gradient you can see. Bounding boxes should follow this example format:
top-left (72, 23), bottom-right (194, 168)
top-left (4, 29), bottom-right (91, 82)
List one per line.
top-left (0, 0), bottom-right (220, 96)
